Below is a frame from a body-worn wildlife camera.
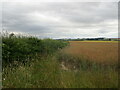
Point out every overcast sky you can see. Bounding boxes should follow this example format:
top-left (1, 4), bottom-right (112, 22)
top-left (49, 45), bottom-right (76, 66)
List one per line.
top-left (2, 1), bottom-right (118, 39)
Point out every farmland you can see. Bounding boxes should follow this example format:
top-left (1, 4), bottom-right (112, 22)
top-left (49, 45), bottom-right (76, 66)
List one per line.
top-left (62, 41), bottom-right (118, 64)
top-left (2, 33), bottom-right (118, 88)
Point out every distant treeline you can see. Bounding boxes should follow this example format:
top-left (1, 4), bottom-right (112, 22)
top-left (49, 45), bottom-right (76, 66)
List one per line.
top-left (56, 38), bottom-right (120, 41)
top-left (2, 33), bottom-right (69, 64)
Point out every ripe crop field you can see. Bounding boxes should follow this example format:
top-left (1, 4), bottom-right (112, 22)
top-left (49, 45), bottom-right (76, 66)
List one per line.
top-left (62, 41), bottom-right (118, 64)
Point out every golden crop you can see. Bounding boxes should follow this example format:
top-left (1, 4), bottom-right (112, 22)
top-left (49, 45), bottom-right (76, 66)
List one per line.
top-left (62, 41), bottom-right (118, 64)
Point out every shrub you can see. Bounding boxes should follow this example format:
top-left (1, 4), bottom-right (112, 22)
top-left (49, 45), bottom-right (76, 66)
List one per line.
top-left (2, 33), bottom-right (69, 65)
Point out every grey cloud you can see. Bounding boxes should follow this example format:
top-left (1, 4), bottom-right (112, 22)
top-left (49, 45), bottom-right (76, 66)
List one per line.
top-left (2, 2), bottom-right (118, 38)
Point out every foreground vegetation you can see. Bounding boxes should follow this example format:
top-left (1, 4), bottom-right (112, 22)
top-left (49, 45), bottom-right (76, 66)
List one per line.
top-left (3, 54), bottom-right (118, 88)
top-left (2, 33), bottom-right (118, 88)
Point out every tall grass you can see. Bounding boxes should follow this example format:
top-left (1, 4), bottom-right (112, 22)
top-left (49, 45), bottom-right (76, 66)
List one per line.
top-left (57, 52), bottom-right (118, 71)
top-left (2, 54), bottom-right (118, 88)
top-left (3, 56), bottom-right (61, 88)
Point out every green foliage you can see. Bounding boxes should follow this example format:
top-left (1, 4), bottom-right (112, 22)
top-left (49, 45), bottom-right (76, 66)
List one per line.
top-left (42, 39), bottom-right (69, 55)
top-left (2, 33), bottom-right (69, 64)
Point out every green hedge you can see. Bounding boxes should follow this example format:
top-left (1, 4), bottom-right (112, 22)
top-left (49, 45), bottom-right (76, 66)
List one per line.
top-left (2, 33), bottom-right (69, 64)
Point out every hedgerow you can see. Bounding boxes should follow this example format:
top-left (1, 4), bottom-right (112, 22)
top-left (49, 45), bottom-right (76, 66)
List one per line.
top-left (2, 33), bottom-right (69, 64)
